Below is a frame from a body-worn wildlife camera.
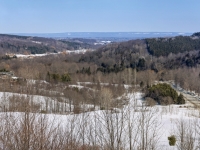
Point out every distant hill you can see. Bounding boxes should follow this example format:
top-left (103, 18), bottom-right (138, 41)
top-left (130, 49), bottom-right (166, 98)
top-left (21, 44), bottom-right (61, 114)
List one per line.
top-left (1, 33), bottom-right (200, 73)
top-left (146, 35), bottom-right (200, 57)
top-left (13, 32), bottom-right (192, 39)
top-left (192, 32), bottom-right (200, 37)
top-left (0, 34), bottom-right (98, 55)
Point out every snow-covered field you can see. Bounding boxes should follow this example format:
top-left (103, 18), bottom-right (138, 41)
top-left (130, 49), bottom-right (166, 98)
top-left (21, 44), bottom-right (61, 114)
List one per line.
top-left (15, 49), bottom-right (94, 59)
top-left (0, 91), bottom-right (200, 149)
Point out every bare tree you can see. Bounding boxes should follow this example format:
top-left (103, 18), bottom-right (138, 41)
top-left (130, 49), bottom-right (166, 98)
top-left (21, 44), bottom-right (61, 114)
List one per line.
top-left (175, 118), bottom-right (196, 150)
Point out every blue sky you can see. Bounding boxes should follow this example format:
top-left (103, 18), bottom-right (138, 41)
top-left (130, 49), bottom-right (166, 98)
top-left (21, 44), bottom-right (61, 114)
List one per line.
top-left (0, 0), bottom-right (199, 33)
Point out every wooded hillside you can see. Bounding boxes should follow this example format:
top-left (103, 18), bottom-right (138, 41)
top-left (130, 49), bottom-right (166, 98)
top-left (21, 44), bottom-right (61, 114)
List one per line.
top-left (146, 33), bottom-right (200, 57)
top-left (0, 34), bottom-right (97, 55)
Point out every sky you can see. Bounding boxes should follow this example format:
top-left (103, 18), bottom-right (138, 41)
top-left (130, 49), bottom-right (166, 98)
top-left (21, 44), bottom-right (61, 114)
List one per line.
top-left (0, 0), bottom-right (199, 33)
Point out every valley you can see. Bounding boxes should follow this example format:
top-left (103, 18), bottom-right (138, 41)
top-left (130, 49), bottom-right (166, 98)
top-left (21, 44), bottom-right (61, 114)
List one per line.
top-left (0, 32), bottom-right (200, 149)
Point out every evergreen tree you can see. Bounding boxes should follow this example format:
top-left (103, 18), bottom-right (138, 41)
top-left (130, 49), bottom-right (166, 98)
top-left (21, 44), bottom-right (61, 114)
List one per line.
top-left (177, 94), bottom-right (185, 104)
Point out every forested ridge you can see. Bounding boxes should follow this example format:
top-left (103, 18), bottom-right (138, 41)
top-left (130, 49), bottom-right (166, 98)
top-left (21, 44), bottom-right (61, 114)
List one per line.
top-left (0, 34), bottom-right (97, 55)
top-left (146, 35), bottom-right (200, 57)
top-left (2, 32), bottom-right (200, 58)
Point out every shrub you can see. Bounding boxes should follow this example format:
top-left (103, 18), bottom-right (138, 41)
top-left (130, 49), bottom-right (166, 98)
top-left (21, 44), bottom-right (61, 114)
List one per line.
top-left (159, 96), bottom-right (173, 105)
top-left (145, 97), bottom-right (157, 106)
top-left (168, 135), bottom-right (176, 146)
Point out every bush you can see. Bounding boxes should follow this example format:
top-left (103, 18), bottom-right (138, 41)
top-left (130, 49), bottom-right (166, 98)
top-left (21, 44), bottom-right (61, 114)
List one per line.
top-left (159, 96), bottom-right (173, 105)
top-left (168, 135), bottom-right (176, 146)
top-left (145, 97), bottom-right (157, 106)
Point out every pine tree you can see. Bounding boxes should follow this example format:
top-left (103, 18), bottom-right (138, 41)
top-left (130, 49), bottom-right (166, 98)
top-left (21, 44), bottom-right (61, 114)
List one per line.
top-left (177, 94), bottom-right (185, 104)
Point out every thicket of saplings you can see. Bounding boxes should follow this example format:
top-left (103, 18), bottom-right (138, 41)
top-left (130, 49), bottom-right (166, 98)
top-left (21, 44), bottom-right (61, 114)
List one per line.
top-left (1, 77), bottom-right (127, 114)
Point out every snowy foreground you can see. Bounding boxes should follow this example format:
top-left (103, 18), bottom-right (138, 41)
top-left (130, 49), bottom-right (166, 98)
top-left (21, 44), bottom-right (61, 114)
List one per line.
top-left (0, 92), bottom-right (200, 150)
